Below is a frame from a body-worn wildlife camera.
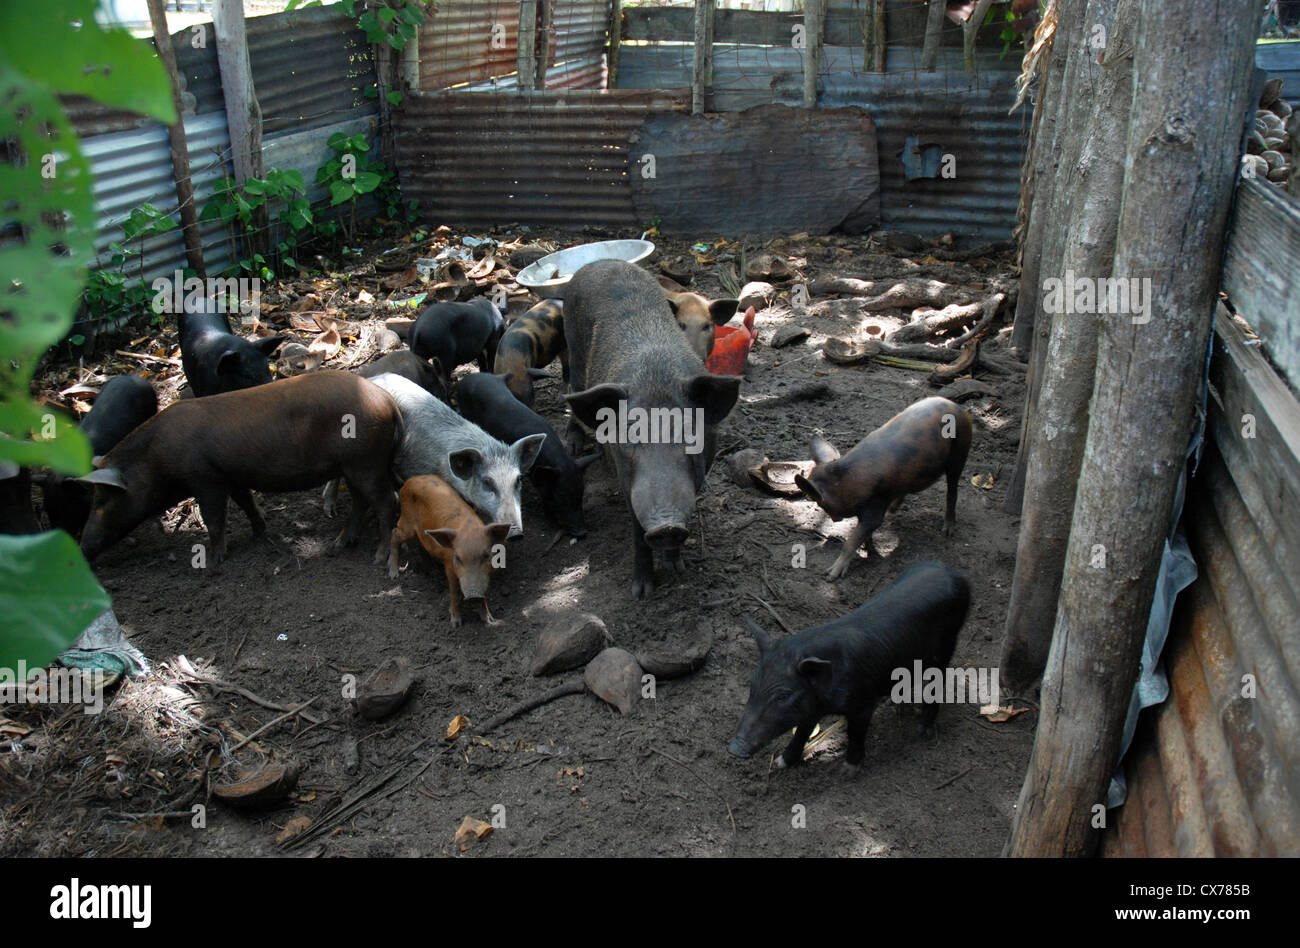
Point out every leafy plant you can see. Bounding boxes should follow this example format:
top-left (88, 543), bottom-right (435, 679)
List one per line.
top-left (344, 0), bottom-right (428, 108)
top-left (200, 168), bottom-right (313, 279)
top-left (80, 202), bottom-right (176, 329)
top-left (317, 132), bottom-right (385, 241)
top-left (0, 0), bottom-right (175, 669)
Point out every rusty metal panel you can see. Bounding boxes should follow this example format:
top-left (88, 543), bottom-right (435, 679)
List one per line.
top-left (245, 6), bottom-right (377, 134)
top-left (554, 0), bottom-right (611, 65)
top-left (420, 0), bottom-right (521, 91)
top-left (618, 44), bottom-right (1026, 237)
top-left (394, 89), bottom-right (688, 228)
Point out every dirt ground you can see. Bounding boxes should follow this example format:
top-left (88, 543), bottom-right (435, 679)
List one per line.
top-left (2, 227), bottom-right (1035, 858)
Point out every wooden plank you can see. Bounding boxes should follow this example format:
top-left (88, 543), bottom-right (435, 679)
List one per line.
top-left (621, 6), bottom-right (990, 48)
top-left (1131, 727), bottom-right (1178, 857)
top-left (608, 0), bottom-right (623, 87)
top-left (630, 103), bottom-right (878, 235)
top-left (1221, 178), bottom-right (1300, 392)
top-left (1209, 307), bottom-right (1300, 594)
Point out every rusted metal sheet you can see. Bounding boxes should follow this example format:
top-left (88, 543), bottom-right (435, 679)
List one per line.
top-left (245, 6), bottom-right (377, 134)
top-left (618, 45), bottom-right (1026, 236)
top-left (1256, 40), bottom-right (1300, 104)
top-left (554, 0), bottom-right (610, 66)
top-left (629, 103), bottom-right (879, 234)
top-left (394, 89), bottom-right (688, 228)
top-left (420, 0), bottom-right (522, 91)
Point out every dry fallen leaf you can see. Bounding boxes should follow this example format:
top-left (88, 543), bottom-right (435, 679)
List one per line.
top-left (981, 704), bottom-right (1030, 722)
top-left (276, 815), bottom-right (314, 844)
top-left (308, 326), bottom-right (341, 360)
top-left (971, 473), bottom-right (995, 490)
top-left (0, 718), bottom-right (31, 739)
top-left (453, 815), bottom-right (492, 851)
top-left (445, 715), bottom-right (468, 742)
top-left (356, 289), bottom-right (375, 305)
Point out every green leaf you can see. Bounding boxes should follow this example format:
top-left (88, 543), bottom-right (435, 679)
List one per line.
top-left (243, 177), bottom-right (267, 195)
top-left (327, 131), bottom-right (349, 150)
top-left (387, 34), bottom-right (404, 50)
top-left (378, 8), bottom-right (398, 24)
top-left (353, 171), bottom-right (382, 194)
top-left (0, 0), bottom-right (175, 123)
top-left (0, 531), bottom-right (112, 672)
top-left (386, 90), bottom-right (403, 106)
top-left (330, 180), bottom-right (355, 206)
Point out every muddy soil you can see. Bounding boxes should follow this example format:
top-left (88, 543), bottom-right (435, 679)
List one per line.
top-left (5, 229), bottom-right (1034, 858)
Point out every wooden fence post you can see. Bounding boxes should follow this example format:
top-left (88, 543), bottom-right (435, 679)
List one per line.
top-left (211, 0), bottom-right (263, 186)
top-left (921, 0), bottom-right (945, 72)
top-left (536, 0), bottom-right (554, 90)
top-left (518, 0), bottom-right (537, 92)
top-left (146, 0), bottom-right (206, 278)
top-left (692, 0), bottom-right (715, 115)
top-left (608, 0), bottom-right (623, 88)
top-left (804, 0), bottom-right (826, 107)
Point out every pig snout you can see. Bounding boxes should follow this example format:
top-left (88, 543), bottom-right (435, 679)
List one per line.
top-left (458, 569), bottom-right (492, 602)
top-left (644, 523), bottom-right (689, 550)
top-left (727, 734), bottom-right (757, 759)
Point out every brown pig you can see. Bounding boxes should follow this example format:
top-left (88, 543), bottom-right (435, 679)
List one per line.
top-left (493, 299), bottom-right (566, 406)
top-left (664, 291), bottom-right (740, 361)
top-left (388, 474), bottom-right (511, 627)
top-left (795, 396), bottom-right (972, 580)
top-left (78, 371), bottom-right (402, 564)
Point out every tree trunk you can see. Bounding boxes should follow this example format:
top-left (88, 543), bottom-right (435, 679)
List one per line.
top-left (212, 0), bottom-right (264, 256)
top-left (1004, 0), bottom-right (1086, 514)
top-left (963, 0), bottom-right (996, 72)
top-left (1000, 0), bottom-right (1136, 695)
top-left (1005, 0), bottom-right (1259, 858)
top-left (920, 0), bottom-right (946, 72)
top-left (146, 0), bottom-right (205, 278)
top-left (608, 0), bottom-right (623, 88)
top-left (535, 0), bottom-right (553, 90)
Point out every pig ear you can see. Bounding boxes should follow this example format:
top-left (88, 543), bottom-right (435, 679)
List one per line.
top-left (449, 448), bottom-right (483, 480)
top-left (810, 436), bottom-right (840, 464)
top-left (709, 299), bottom-right (739, 326)
top-left (77, 467), bottom-right (127, 492)
top-left (423, 528), bottom-right (457, 549)
top-left (564, 383), bottom-right (628, 430)
top-left (794, 474), bottom-right (822, 505)
top-left (663, 293), bottom-right (684, 315)
top-left (797, 657), bottom-right (834, 698)
top-left (217, 349), bottom-right (242, 375)
top-left (512, 433), bottom-right (547, 474)
top-left (255, 335), bottom-right (287, 356)
top-left (572, 450), bottom-right (601, 471)
top-left (684, 374), bottom-right (741, 425)
top-left (428, 356), bottom-right (444, 377)
top-left (525, 367), bottom-right (555, 379)
top-left (485, 522), bottom-right (512, 545)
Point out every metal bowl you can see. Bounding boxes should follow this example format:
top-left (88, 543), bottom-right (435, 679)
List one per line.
top-left (515, 239), bottom-right (656, 291)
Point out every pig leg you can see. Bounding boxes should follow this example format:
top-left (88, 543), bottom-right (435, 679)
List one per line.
top-left (230, 487), bottom-right (266, 536)
top-left (944, 434), bottom-right (971, 536)
top-left (842, 706), bottom-right (874, 772)
top-left (321, 478), bottom-right (340, 518)
top-left (826, 507), bottom-right (885, 580)
top-left (387, 514), bottom-right (416, 579)
top-left (916, 701), bottom-right (940, 740)
top-left (630, 510), bottom-right (656, 599)
top-left (193, 488), bottom-right (231, 563)
top-left (564, 418), bottom-right (590, 458)
top-left (443, 560), bottom-right (464, 628)
top-left (477, 599), bottom-right (501, 627)
top-left (776, 719), bottom-right (816, 769)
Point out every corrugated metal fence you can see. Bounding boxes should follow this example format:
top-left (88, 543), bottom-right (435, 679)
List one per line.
top-left (1101, 181), bottom-right (1300, 858)
top-left (74, 5), bottom-right (380, 333)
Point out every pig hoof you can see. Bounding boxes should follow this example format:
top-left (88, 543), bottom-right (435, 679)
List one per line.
top-left (838, 760), bottom-right (864, 778)
top-left (449, 614), bottom-right (463, 628)
top-left (915, 722), bottom-right (937, 740)
top-left (485, 615), bottom-right (503, 627)
top-left (774, 755), bottom-right (788, 771)
top-left (631, 576), bottom-right (655, 599)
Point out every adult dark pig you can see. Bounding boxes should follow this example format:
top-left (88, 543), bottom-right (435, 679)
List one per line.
top-left (493, 299), bottom-right (565, 406)
top-left (179, 310), bottom-right (285, 397)
top-left (43, 375), bottom-right (158, 536)
top-left (356, 350), bottom-right (447, 402)
top-left (663, 291), bottom-right (739, 362)
top-left (455, 371), bottom-right (599, 538)
top-left (78, 371), bottom-right (402, 564)
top-left (728, 561), bottom-right (970, 771)
top-left (795, 396), bottom-right (971, 580)
top-left (408, 298), bottom-right (505, 389)
top-left (562, 260), bottom-right (742, 598)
